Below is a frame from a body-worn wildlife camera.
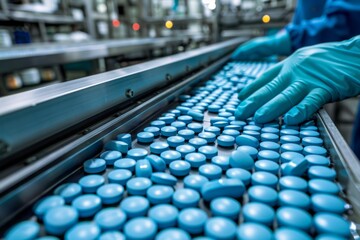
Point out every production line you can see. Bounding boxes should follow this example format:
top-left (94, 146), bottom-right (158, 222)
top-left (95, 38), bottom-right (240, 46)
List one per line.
top-left (0, 37), bottom-right (359, 239)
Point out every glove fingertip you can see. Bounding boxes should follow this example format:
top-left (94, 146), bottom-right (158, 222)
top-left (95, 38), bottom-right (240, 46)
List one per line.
top-left (283, 111), bottom-right (303, 126)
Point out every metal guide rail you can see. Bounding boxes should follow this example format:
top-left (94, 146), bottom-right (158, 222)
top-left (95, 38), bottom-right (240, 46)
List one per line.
top-left (1, 43), bottom-right (360, 239)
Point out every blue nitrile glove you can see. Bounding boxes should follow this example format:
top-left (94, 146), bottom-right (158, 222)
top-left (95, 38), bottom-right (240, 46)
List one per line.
top-left (235, 35), bottom-right (360, 125)
top-left (231, 30), bottom-right (292, 60)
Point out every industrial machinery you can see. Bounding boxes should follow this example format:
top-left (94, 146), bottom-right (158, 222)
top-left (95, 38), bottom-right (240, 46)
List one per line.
top-left (1, 37), bottom-right (359, 239)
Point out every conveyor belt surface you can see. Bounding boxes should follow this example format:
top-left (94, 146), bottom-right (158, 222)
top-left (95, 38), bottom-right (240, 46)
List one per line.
top-left (2, 61), bottom-right (357, 239)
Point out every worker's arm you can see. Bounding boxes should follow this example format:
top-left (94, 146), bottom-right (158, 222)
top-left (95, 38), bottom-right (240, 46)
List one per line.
top-left (235, 35), bottom-right (360, 125)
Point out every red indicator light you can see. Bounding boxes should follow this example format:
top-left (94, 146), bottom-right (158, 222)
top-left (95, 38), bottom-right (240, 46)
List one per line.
top-left (132, 23), bottom-right (140, 31)
top-left (112, 19), bottom-right (120, 28)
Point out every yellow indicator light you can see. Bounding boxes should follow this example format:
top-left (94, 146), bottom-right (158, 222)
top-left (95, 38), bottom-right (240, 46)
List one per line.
top-left (165, 20), bottom-right (174, 29)
top-left (262, 14), bottom-right (271, 23)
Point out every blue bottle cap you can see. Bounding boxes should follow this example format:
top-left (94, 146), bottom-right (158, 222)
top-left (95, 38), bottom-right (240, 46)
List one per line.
top-left (146, 185), bottom-right (174, 204)
top-left (248, 185), bottom-right (277, 206)
top-left (176, 144), bottom-right (196, 158)
top-left (210, 197), bottom-right (241, 220)
top-left (236, 134), bottom-right (259, 148)
top-left (114, 158), bottom-right (136, 172)
top-left (144, 126), bottom-right (160, 137)
top-left (303, 146), bottom-right (327, 156)
top-left (156, 228), bottom-right (191, 240)
top-left (172, 188), bottom-right (200, 209)
top-left (65, 222), bottom-right (100, 240)
top-left (137, 132), bottom-right (154, 143)
top-left (151, 172), bottom-right (177, 186)
top-left (127, 148), bottom-right (148, 160)
top-left (151, 120), bottom-right (166, 128)
top-left (171, 121), bottom-right (186, 131)
top-left (199, 164), bottom-right (222, 180)
top-left (260, 141), bottom-right (280, 151)
top-left (79, 175), bottom-right (105, 193)
top-left (167, 136), bottom-right (185, 148)
top-left (72, 194), bottom-right (102, 218)
top-left (205, 217), bottom-right (237, 240)
top-left (189, 137), bottom-right (207, 149)
top-left (126, 177), bottom-right (152, 195)
top-left (300, 130), bottom-right (320, 138)
top-left (124, 217), bottom-right (157, 240)
top-left (5, 221), bottom-right (40, 240)
top-left (198, 146), bottom-right (218, 159)
top-left (100, 151), bottom-right (122, 165)
top-left (160, 150), bottom-right (182, 164)
top-left (211, 156), bottom-right (230, 170)
top-left (305, 155), bottom-right (330, 167)
top-left (251, 171), bottom-right (278, 189)
top-left (135, 159), bottom-right (152, 178)
top-left (44, 206), bottom-right (79, 235)
top-left (169, 160), bottom-right (191, 177)
top-left (237, 223), bottom-right (273, 240)
top-left (314, 213), bottom-right (350, 237)
top-left (280, 129), bottom-right (300, 136)
top-left (217, 135), bottom-right (235, 147)
top-left (282, 158), bottom-right (308, 177)
top-left (229, 150), bottom-right (254, 170)
top-left (183, 174), bottom-right (209, 192)
top-left (187, 122), bottom-right (204, 133)
top-left (150, 142), bottom-right (170, 154)
top-left (178, 208), bottom-right (208, 234)
top-left (276, 207), bottom-right (312, 231)
top-left (104, 141), bottom-right (128, 154)
top-left (83, 158), bottom-right (106, 174)
top-left (280, 152), bottom-right (305, 163)
top-left (161, 126), bottom-right (178, 137)
top-left (308, 166), bottom-right (336, 180)
top-left (94, 208), bottom-right (126, 231)
top-left (242, 202), bottom-right (275, 226)
top-left (99, 231), bottom-right (125, 240)
top-left (281, 143), bottom-right (303, 153)
top-left (278, 190), bottom-right (310, 209)
top-left (201, 178), bottom-right (245, 201)
top-left (261, 133), bottom-right (279, 142)
top-left (187, 110), bottom-right (204, 122)
top-left (204, 126), bottom-right (221, 136)
top-left (146, 155), bottom-right (166, 172)
top-left (54, 183), bottom-right (82, 203)
top-left (96, 183), bottom-right (124, 204)
top-left (119, 196), bottom-right (150, 218)
top-left (148, 204), bottom-right (178, 229)
top-left (108, 169), bottom-right (132, 186)
top-left (255, 160), bottom-right (279, 175)
top-left (117, 133), bottom-right (132, 146)
top-left (311, 194), bottom-right (346, 214)
top-left (302, 137), bottom-right (323, 146)
top-left (279, 176), bottom-right (308, 192)
top-left (198, 132), bottom-right (217, 143)
top-left (34, 195), bottom-right (65, 219)
top-left (280, 135), bottom-right (301, 144)
top-left (257, 150), bottom-right (280, 162)
top-left (274, 228), bottom-right (311, 240)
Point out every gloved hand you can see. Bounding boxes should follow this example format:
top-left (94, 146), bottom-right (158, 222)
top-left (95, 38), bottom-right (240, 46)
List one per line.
top-left (235, 35), bottom-right (360, 125)
top-left (231, 30), bottom-right (292, 60)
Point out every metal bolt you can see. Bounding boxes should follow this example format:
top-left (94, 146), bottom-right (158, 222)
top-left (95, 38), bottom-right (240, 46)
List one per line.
top-left (126, 89), bottom-right (134, 98)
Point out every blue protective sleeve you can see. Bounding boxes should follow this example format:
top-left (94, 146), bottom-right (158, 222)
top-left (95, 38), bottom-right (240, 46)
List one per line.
top-left (285, 0), bottom-right (360, 51)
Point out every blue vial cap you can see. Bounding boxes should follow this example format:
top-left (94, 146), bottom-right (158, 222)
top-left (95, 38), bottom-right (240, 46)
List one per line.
top-left (279, 190), bottom-right (310, 209)
top-left (151, 172), bottom-right (177, 186)
top-left (274, 228), bottom-right (311, 240)
top-left (281, 143), bottom-right (303, 153)
top-left (237, 145), bottom-right (258, 159)
top-left (124, 217), bottom-right (157, 240)
top-left (96, 183), bottom-right (124, 204)
top-left (311, 194), bottom-right (346, 214)
top-left (178, 208), bottom-right (208, 234)
top-left (183, 174), bottom-right (209, 192)
top-left (99, 231), bottom-right (125, 240)
top-left (198, 146), bottom-right (218, 159)
top-left (258, 150), bottom-right (280, 162)
top-left (211, 156), bottom-right (230, 170)
top-left (210, 197), bottom-right (241, 220)
top-left (242, 202), bottom-right (275, 226)
top-left (146, 185), bottom-right (174, 204)
top-left (199, 164), bottom-right (222, 180)
top-left (280, 135), bottom-right (301, 144)
top-left (79, 175), bottom-right (105, 193)
top-left (54, 183), bottom-right (82, 203)
top-left (251, 171), bottom-right (278, 189)
top-left (282, 158), bottom-right (308, 177)
top-left (83, 158), bottom-right (106, 174)
top-left (127, 148), bottom-right (148, 160)
top-left (104, 141), bottom-right (128, 154)
top-left (279, 176), bottom-right (308, 192)
top-left (188, 123), bottom-right (204, 133)
top-left (146, 155), bottom-right (166, 172)
top-left (198, 132), bottom-right (217, 143)
top-left (151, 120), bottom-right (166, 128)
top-left (237, 223), bottom-right (273, 240)
top-left (303, 146), bottom-right (327, 156)
top-left (160, 150), bottom-right (181, 164)
top-left (156, 228), bottom-right (191, 240)
top-left (5, 221), bottom-right (40, 240)
top-left (65, 222), bottom-right (100, 240)
top-left (281, 152), bottom-right (304, 163)
top-left (185, 152), bottom-right (206, 168)
top-left (161, 126), bottom-right (178, 137)
top-left (100, 151), bottom-right (122, 165)
top-left (72, 194), bottom-right (102, 218)
top-left (114, 158), bottom-right (136, 172)
top-left (217, 135), bottom-right (235, 147)
top-left (305, 155), bottom-right (330, 167)
top-left (178, 115), bottom-right (193, 124)
top-left (172, 188), bottom-right (200, 209)
top-left (308, 166), bottom-right (336, 181)
top-left (226, 168), bottom-right (251, 185)
top-left (189, 137), bottom-right (207, 149)
top-left (148, 204), bottom-right (178, 229)
top-left (34, 195), bottom-right (65, 219)
top-left (276, 207), bottom-right (312, 231)
top-left (167, 136), bottom-right (185, 148)
top-left (171, 121), bottom-right (186, 131)
top-left (137, 132), bottom-right (154, 144)
top-left (144, 126), bottom-right (160, 137)
top-left (204, 126), bottom-right (221, 136)
top-left (94, 208), bottom-right (126, 231)
top-left (302, 137), bottom-right (323, 147)
top-left (117, 133), bottom-right (132, 146)
top-left (205, 217), bottom-right (237, 239)
top-left (120, 196), bottom-right (150, 218)
top-left (236, 134), bottom-right (259, 148)
top-left (176, 144), bottom-right (196, 158)
top-left (169, 160), bottom-right (191, 177)
top-left (248, 185), bottom-right (278, 206)
top-left (126, 177), bottom-right (152, 195)
top-left (255, 160), bottom-right (279, 175)
top-left (135, 159), bottom-right (152, 178)
top-left (314, 213), bottom-right (350, 237)
top-left (260, 141), bottom-right (280, 151)
top-left (150, 142), bottom-right (170, 154)
top-left (229, 150), bottom-right (254, 170)
top-left (201, 178), bottom-right (245, 202)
